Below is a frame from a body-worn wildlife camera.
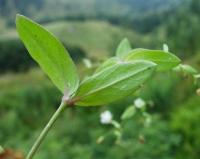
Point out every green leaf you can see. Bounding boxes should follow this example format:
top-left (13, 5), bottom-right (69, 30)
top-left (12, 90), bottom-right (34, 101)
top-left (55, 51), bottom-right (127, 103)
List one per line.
top-left (125, 49), bottom-right (181, 71)
top-left (75, 60), bottom-right (157, 106)
top-left (111, 120), bottom-right (121, 129)
top-left (95, 57), bottom-right (120, 73)
top-left (96, 49), bottom-right (147, 74)
top-left (121, 105), bottom-right (136, 120)
top-left (173, 64), bottom-right (198, 75)
top-left (116, 38), bottom-right (132, 58)
top-left (16, 15), bottom-right (79, 95)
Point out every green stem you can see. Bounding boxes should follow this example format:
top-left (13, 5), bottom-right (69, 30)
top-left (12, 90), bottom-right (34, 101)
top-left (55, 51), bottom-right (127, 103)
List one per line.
top-left (26, 102), bottom-right (67, 159)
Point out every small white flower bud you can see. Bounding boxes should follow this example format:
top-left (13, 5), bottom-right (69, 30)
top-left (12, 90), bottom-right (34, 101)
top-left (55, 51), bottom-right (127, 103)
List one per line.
top-left (100, 110), bottom-right (113, 124)
top-left (163, 43), bottom-right (169, 52)
top-left (196, 88), bottom-right (200, 96)
top-left (134, 98), bottom-right (146, 108)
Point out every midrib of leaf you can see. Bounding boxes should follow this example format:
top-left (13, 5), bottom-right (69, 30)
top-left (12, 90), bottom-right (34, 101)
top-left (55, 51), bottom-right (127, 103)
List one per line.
top-left (140, 59), bottom-right (177, 63)
top-left (128, 58), bottom-right (178, 63)
top-left (79, 64), bottom-right (153, 98)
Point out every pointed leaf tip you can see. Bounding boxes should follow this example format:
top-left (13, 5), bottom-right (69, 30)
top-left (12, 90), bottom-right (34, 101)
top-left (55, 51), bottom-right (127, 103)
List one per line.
top-left (116, 38), bottom-right (132, 58)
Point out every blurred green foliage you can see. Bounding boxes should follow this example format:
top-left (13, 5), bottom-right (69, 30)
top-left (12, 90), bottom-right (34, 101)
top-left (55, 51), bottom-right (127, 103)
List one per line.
top-left (0, 38), bottom-right (34, 72)
top-left (0, 70), bottom-right (180, 159)
top-left (171, 96), bottom-right (200, 159)
top-left (0, 68), bottom-right (199, 159)
top-left (139, 72), bottom-right (198, 114)
top-left (165, 0), bottom-right (200, 58)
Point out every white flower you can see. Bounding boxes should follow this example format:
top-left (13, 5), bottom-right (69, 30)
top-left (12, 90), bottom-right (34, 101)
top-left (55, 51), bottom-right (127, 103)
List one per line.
top-left (100, 110), bottom-right (113, 124)
top-left (163, 43), bottom-right (169, 52)
top-left (134, 98), bottom-right (146, 108)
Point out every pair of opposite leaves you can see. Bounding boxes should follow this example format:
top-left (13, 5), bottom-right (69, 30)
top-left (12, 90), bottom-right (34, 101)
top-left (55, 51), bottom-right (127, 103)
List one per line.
top-left (16, 15), bottom-right (181, 106)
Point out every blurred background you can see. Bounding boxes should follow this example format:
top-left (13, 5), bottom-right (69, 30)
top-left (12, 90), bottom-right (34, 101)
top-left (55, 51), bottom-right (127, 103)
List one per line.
top-left (0, 0), bottom-right (200, 159)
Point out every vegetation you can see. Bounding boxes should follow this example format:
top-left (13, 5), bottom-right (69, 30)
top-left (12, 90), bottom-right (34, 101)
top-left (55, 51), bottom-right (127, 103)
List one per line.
top-left (15, 14), bottom-right (182, 158)
top-left (171, 96), bottom-right (200, 159)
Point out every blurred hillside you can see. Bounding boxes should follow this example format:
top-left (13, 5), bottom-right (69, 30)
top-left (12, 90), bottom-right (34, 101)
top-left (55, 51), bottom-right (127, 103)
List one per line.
top-left (1, 0), bottom-right (200, 64)
top-left (1, 0), bottom-right (200, 56)
top-left (1, 0), bottom-right (181, 32)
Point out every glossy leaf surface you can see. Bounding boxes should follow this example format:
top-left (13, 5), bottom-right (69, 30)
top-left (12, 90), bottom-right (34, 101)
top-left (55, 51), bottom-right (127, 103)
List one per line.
top-left (75, 61), bottom-right (156, 106)
top-left (125, 50), bottom-right (181, 71)
top-left (16, 15), bottom-right (79, 95)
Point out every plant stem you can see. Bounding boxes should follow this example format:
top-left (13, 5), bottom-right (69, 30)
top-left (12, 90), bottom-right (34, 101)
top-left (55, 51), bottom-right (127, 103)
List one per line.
top-left (26, 102), bottom-right (67, 159)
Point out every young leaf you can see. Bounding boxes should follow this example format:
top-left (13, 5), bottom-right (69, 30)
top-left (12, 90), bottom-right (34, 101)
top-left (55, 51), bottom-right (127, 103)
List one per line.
top-left (96, 49), bottom-right (148, 73)
top-left (121, 105), bottom-right (136, 120)
top-left (125, 49), bottom-right (181, 71)
top-left (173, 64), bottom-right (198, 75)
top-left (75, 60), bottom-right (157, 106)
top-left (116, 38), bottom-right (132, 58)
top-left (16, 15), bottom-right (79, 95)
